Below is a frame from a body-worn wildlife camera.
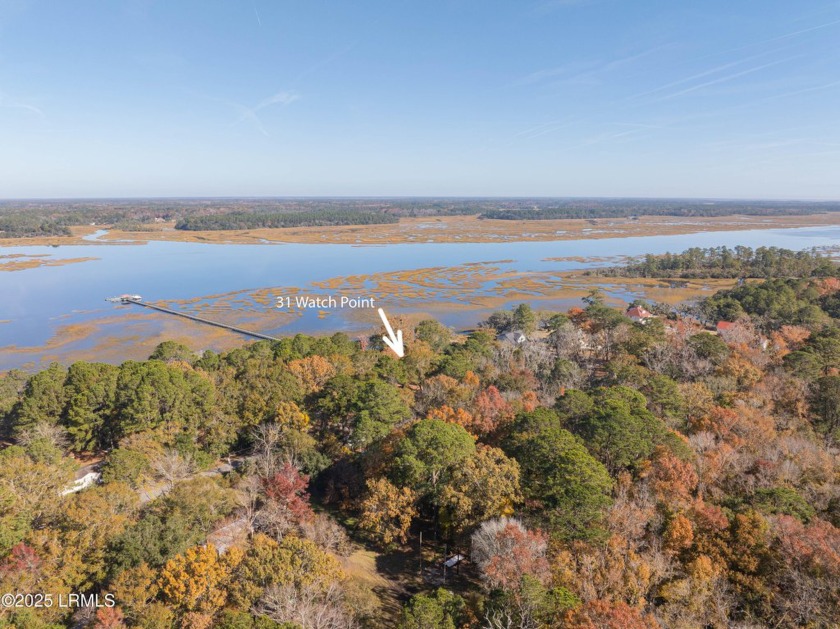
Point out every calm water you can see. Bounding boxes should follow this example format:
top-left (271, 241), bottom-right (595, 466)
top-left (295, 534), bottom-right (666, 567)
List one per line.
top-left (2, 225), bottom-right (839, 369)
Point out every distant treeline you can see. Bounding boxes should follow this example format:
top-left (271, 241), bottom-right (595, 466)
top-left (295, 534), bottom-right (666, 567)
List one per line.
top-left (0, 215), bottom-right (73, 238)
top-left (174, 210), bottom-right (399, 231)
top-left (3, 197), bottom-right (840, 238)
top-left (591, 246), bottom-right (839, 279)
top-left (0, 203), bottom-right (176, 238)
top-left (479, 200), bottom-right (840, 221)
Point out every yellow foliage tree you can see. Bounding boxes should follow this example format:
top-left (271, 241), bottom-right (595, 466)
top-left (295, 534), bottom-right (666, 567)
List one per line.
top-left (228, 533), bottom-right (345, 609)
top-left (273, 400), bottom-right (310, 432)
top-left (109, 562), bottom-right (159, 619)
top-left (157, 544), bottom-right (229, 614)
top-left (439, 445), bottom-right (521, 534)
top-left (359, 478), bottom-right (417, 546)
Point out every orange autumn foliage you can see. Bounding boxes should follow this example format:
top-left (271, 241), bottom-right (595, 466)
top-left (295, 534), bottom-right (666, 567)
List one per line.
top-left (692, 406), bottom-right (740, 440)
top-left (427, 405), bottom-right (476, 433)
top-left (520, 390), bottom-right (539, 413)
top-left (664, 513), bottom-right (694, 555)
top-left (472, 385), bottom-right (514, 434)
top-left (770, 325), bottom-right (811, 356)
top-left (463, 370), bottom-right (480, 388)
top-left (287, 355), bottom-right (337, 393)
top-left (93, 606), bottom-right (127, 629)
top-left (718, 352), bottom-right (764, 390)
top-left (815, 276), bottom-right (840, 296)
top-left (563, 599), bottom-right (659, 629)
top-left (647, 447), bottom-right (698, 507)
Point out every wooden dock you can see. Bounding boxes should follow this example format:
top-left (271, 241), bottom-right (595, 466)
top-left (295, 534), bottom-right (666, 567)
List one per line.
top-left (124, 299), bottom-right (279, 342)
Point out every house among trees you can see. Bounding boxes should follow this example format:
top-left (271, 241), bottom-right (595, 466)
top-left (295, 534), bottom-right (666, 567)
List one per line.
top-left (626, 305), bottom-right (654, 323)
top-left (716, 320), bottom-right (736, 333)
top-left (61, 470), bottom-right (101, 496)
top-left (499, 330), bottom-right (528, 345)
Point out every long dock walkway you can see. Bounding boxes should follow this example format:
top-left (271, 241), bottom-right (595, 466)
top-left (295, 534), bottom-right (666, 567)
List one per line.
top-left (125, 299), bottom-right (279, 342)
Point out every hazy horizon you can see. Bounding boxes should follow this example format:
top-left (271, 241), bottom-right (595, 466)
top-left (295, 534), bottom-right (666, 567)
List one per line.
top-left (3, 195), bottom-right (840, 204)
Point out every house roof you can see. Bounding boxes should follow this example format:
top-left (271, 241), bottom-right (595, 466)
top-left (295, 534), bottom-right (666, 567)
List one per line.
top-left (500, 330), bottom-right (527, 343)
top-left (716, 321), bottom-right (736, 331)
top-left (626, 306), bottom-right (653, 318)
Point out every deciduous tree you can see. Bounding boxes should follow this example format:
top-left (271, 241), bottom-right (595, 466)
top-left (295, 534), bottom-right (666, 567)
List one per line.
top-left (158, 543), bottom-right (229, 614)
top-left (257, 463), bottom-right (314, 540)
top-left (439, 445), bottom-right (521, 534)
top-left (470, 517), bottom-right (549, 591)
top-left (359, 478), bottom-right (416, 546)
top-left (287, 355), bottom-right (337, 394)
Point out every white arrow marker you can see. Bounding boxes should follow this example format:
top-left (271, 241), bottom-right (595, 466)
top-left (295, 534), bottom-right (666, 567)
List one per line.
top-left (378, 308), bottom-right (405, 358)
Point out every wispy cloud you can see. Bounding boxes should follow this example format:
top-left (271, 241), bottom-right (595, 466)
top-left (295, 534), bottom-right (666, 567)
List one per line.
top-left (760, 79), bottom-right (840, 102)
top-left (624, 45), bottom-right (793, 102)
top-left (288, 2), bottom-right (402, 86)
top-left (255, 91), bottom-right (300, 109)
top-left (699, 17), bottom-right (840, 62)
top-left (516, 45), bottom-right (671, 88)
top-left (654, 57), bottom-right (799, 101)
top-left (515, 61), bottom-right (596, 86)
top-left (0, 92), bottom-right (43, 117)
top-left (758, 17), bottom-right (840, 46)
top-left (622, 15), bottom-right (839, 105)
top-left (570, 125), bottom-right (655, 150)
top-left (225, 90), bottom-right (300, 137)
top-left (510, 117), bottom-right (589, 142)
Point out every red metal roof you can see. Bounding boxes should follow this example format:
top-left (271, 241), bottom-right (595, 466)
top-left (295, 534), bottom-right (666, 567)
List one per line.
top-left (626, 306), bottom-right (653, 318)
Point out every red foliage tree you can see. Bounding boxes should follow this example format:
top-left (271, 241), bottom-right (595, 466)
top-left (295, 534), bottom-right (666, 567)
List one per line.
top-left (262, 463), bottom-right (314, 526)
top-left (815, 277), bottom-right (840, 297)
top-left (93, 606), bottom-right (127, 629)
top-left (0, 543), bottom-right (41, 578)
top-left (471, 518), bottom-right (549, 591)
top-left (774, 516), bottom-right (840, 579)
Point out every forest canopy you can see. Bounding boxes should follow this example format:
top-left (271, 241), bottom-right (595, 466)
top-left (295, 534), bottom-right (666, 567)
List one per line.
top-left (592, 246), bottom-right (838, 279)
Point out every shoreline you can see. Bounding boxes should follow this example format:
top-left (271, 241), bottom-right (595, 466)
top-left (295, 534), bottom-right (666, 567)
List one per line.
top-left (0, 254), bottom-right (99, 272)
top-left (2, 213), bottom-right (840, 248)
top-left (0, 268), bottom-right (738, 371)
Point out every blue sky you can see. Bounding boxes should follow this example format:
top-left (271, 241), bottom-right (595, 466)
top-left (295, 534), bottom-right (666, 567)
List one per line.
top-left (1, 0), bottom-right (839, 199)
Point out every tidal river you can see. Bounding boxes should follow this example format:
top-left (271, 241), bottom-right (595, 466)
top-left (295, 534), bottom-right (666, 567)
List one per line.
top-left (2, 225), bottom-right (839, 371)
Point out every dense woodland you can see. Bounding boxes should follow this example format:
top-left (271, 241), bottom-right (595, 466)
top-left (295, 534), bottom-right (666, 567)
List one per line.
top-left (3, 198), bottom-right (840, 238)
top-left (1, 250), bottom-right (840, 628)
top-left (477, 200), bottom-right (840, 221)
top-left (174, 211), bottom-right (398, 231)
top-left (592, 246), bottom-right (839, 279)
